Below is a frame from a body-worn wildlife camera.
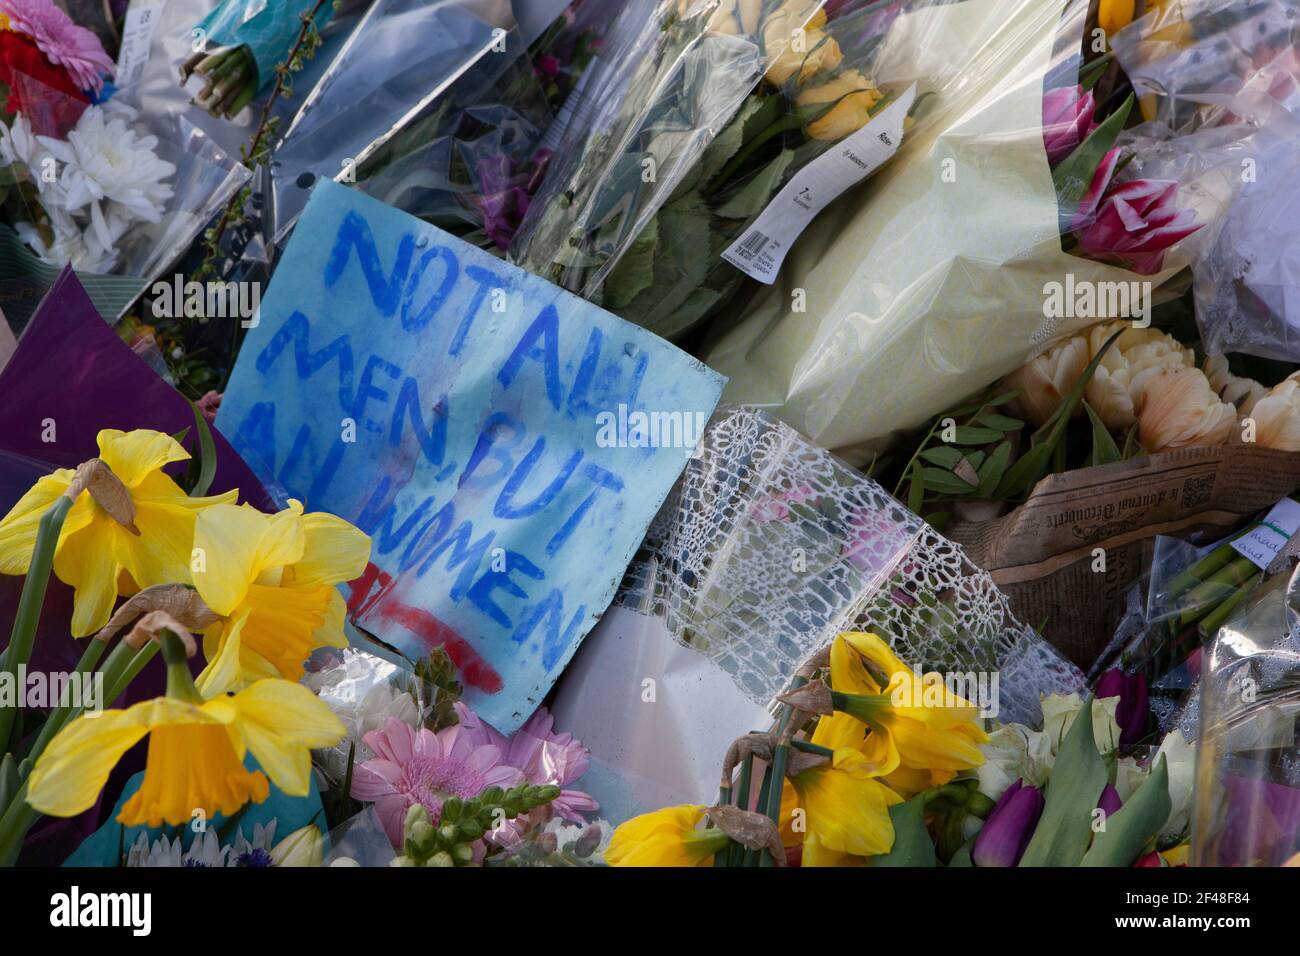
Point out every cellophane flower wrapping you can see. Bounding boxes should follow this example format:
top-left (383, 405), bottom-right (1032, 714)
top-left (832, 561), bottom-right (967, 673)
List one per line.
top-left (549, 406), bottom-right (1083, 823)
top-left (1191, 562), bottom-right (1300, 866)
top-left (194, 0), bottom-right (340, 93)
top-left (511, 0), bottom-right (934, 343)
top-left (0, 70), bottom-right (249, 318)
top-left (1112, 0), bottom-right (1300, 362)
top-left (267, 0), bottom-right (576, 241)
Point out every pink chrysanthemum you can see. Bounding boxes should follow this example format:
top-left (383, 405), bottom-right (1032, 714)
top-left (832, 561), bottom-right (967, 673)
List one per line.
top-left (0, 0), bottom-right (114, 94)
top-left (352, 717), bottom-right (525, 848)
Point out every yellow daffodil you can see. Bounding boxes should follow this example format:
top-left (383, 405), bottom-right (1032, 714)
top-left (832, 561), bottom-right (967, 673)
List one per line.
top-left (779, 739), bottom-right (902, 861)
top-left (797, 69), bottom-right (883, 141)
top-left (190, 499), bottom-right (370, 696)
top-left (0, 429), bottom-right (235, 636)
top-left (27, 679), bottom-right (344, 827)
top-left (605, 804), bottom-right (727, 866)
top-left (830, 632), bottom-right (989, 777)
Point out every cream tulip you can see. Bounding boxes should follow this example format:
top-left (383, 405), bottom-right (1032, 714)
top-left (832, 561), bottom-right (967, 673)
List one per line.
top-left (1086, 321), bottom-right (1194, 430)
top-left (1137, 367), bottom-right (1236, 452)
top-left (1247, 372), bottom-right (1300, 452)
top-left (1002, 335), bottom-right (1091, 427)
top-left (1204, 355), bottom-right (1267, 418)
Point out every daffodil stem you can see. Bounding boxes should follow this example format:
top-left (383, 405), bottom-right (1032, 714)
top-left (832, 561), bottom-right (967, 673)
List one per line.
top-left (22, 638), bottom-right (105, 771)
top-left (0, 779), bottom-right (36, 867)
top-left (0, 496), bottom-right (73, 754)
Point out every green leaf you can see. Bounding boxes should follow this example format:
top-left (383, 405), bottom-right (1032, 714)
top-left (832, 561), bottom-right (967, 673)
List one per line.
top-left (1081, 756), bottom-right (1171, 867)
top-left (1084, 400), bottom-right (1122, 466)
top-left (602, 215), bottom-right (660, 309)
top-left (947, 426), bottom-right (1005, 445)
top-left (948, 836), bottom-right (975, 867)
top-left (977, 441), bottom-right (1014, 498)
top-left (907, 461), bottom-right (924, 515)
top-left (188, 400), bottom-right (218, 498)
top-left (1019, 697), bottom-right (1108, 867)
top-left (870, 795), bottom-right (937, 867)
top-left (918, 446), bottom-right (963, 469)
top-left (1053, 94), bottom-right (1134, 214)
top-left (993, 442), bottom-right (1054, 499)
top-left (921, 467), bottom-right (977, 496)
top-left (699, 96), bottom-right (773, 184)
top-left (715, 149), bottom-right (794, 219)
top-left (999, 328), bottom-right (1125, 499)
top-left (0, 163), bottom-right (28, 187)
top-left (975, 413), bottom-right (1024, 432)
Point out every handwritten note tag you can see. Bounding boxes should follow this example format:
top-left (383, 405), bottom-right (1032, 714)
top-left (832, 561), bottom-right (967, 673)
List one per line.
top-left (1231, 498), bottom-right (1300, 570)
top-left (218, 181), bottom-right (724, 731)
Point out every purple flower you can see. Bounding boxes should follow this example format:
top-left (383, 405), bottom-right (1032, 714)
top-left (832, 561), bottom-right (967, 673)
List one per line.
top-left (474, 149), bottom-right (552, 251)
top-left (1076, 178), bottom-right (1202, 276)
top-left (973, 780), bottom-right (1044, 867)
top-left (1218, 775), bottom-right (1300, 867)
top-left (535, 53), bottom-right (562, 80)
top-left (1094, 669), bottom-right (1149, 747)
top-left (1043, 85), bottom-right (1099, 165)
top-left (1098, 784), bottom-right (1123, 817)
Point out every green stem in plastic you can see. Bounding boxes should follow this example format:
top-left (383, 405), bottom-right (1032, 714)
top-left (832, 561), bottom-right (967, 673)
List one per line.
top-left (0, 495), bottom-right (73, 753)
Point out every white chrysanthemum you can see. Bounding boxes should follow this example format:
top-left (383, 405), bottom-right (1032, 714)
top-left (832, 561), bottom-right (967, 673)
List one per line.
top-left (126, 829), bottom-right (231, 868)
top-left (0, 114), bottom-right (63, 201)
top-left (38, 103), bottom-right (176, 248)
top-left (14, 205), bottom-right (121, 273)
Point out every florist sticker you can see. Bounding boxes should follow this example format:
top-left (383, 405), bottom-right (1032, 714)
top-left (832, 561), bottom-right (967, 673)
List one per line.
top-left (218, 180), bottom-right (724, 733)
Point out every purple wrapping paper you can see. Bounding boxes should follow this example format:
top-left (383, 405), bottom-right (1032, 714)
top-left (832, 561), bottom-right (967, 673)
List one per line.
top-left (0, 269), bottom-right (271, 864)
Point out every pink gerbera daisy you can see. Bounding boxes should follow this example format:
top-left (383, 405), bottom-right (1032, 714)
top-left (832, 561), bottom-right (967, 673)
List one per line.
top-left (352, 717), bottom-right (525, 848)
top-left (1, 0), bottom-right (114, 94)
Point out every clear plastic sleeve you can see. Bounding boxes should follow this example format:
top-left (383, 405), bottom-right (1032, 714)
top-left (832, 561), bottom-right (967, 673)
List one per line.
top-left (1, 71), bottom-right (248, 315)
top-left (1191, 561), bottom-right (1300, 866)
top-left (267, 0), bottom-right (573, 241)
top-left (514, 0), bottom-right (930, 341)
top-left (701, 0), bottom-right (1211, 462)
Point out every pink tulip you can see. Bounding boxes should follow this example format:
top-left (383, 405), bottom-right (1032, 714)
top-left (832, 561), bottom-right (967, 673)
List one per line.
top-left (1076, 178), bottom-right (1202, 276)
top-left (1043, 85), bottom-right (1099, 165)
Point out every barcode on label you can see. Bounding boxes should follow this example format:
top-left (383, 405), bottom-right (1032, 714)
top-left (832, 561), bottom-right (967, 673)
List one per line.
top-left (735, 231), bottom-right (770, 260)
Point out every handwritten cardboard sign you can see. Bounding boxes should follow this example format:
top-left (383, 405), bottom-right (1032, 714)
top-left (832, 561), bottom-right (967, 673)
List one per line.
top-left (218, 181), bottom-right (724, 731)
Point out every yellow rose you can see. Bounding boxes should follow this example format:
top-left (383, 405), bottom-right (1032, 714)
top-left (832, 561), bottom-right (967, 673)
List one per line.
top-left (797, 69), bottom-right (883, 141)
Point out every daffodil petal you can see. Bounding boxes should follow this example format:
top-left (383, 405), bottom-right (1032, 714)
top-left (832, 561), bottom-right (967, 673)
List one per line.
top-left (26, 697), bottom-right (213, 818)
top-left (228, 680), bottom-right (344, 795)
top-left (292, 511), bottom-right (371, 588)
top-left (53, 520), bottom-right (123, 637)
top-left (792, 751), bottom-right (902, 857)
top-left (0, 472), bottom-right (75, 575)
top-left (192, 503), bottom-right (305, 615)
top-left (96, 429), bottom-right (190, 488)
top-left (195, 611), bottom-right (249, 698)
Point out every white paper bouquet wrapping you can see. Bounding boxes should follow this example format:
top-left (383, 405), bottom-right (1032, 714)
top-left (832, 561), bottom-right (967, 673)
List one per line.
top-left (550, 407), bottom-right (1084, 822)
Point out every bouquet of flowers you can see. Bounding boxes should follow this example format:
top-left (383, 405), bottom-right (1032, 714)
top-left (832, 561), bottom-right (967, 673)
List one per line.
top-left (512, 0), bottom-right (923, 342)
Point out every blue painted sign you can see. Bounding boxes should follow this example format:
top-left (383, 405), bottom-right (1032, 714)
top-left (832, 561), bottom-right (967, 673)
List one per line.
top-left (218, 181), bottom-right (724, 732)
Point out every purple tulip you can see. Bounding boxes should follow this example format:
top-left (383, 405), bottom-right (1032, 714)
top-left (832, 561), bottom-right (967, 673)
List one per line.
top-left (1043, 85), bottom-right (1099, 165)
top-left (973, 780), bottom-right (1044, 867)
top-left (1076, 178), bottom-right (1202, 276)
top-left (1094, 669), bottom-right (1150, 747)
top-left (1098, 784), bottom-right (1123, 818)
top-left (1218, 775), bottom-right (1300, 867)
